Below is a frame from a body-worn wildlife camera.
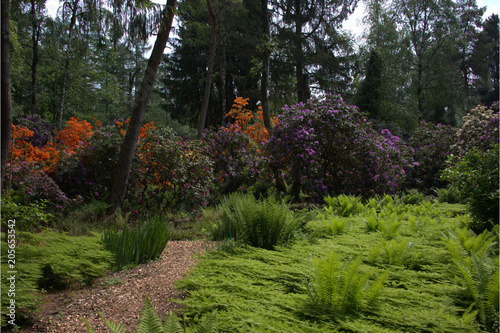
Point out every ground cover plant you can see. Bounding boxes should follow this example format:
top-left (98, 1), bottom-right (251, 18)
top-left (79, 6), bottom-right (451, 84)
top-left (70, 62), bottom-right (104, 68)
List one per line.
top-left (176, 196), bottom-right (499, 332)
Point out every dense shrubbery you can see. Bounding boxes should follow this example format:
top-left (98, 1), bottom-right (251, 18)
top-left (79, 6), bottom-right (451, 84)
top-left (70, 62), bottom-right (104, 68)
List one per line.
top-left (14, 115), bottom-right (54, 148)
top-left (453, 103), bottom-right (499, 156)
top-left (442, 144), bottom-right (499, 233)
top-left (406, 122), bottom-right (457, 193)
top-left (129, 126), bottom-right (214, 212)
top-left (3, 161), bottom-right (73, 210)
top-left (53, 125), bottom-right (123, 200)
top-left (265, 95), bottom-right (408, 200)
top-left (203, 127), bottom-right (262, 197)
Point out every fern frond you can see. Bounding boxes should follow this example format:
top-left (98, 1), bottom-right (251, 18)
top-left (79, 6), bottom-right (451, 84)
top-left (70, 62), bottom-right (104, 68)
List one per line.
top-left (313, 250), bottom-right (341, 305)
top-left (82, 317), bottom-right (96, 333)
top-left (453, 258), bottom-right (478, 301)
top-left (469, 251), bottom-right (493, 297)
top-left (101, 314), bottom-right (130, 333)
top-left (192, 310), bottom-right (217, 333)
top-left (136, 295), bottom-right (166, 333)
top-left (163, 311), bottom-right (184, 333)
top-left (481, 265), bottom-right (499, 325)
top-left (337, 255), bottom-right (366, 313)
top-left (365, 271), bottom-right (388, 308)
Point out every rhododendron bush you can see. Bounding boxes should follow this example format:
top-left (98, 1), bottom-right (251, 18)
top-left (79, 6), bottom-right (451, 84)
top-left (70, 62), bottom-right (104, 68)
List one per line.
top-left (203, 126), bottom-right (262, 198)
top-left (129, 126), bottom-right (213, 211)
top-left (264, 95), bottom-right (409, 200)
top-left (406, 122), bottom-right (458, 193)
top-left (452, 103), bottom-right (499, 155)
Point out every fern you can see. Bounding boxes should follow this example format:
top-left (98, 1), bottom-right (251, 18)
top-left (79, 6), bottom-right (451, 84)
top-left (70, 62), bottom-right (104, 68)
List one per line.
top-left (324, 195), bottom-right (364, 217)
top-left (163, 312), bottom-right (183, 333)
top-left (308, 251), bottom-right (387, 314)
top-left (101, 315), bottom-right (129, 333)
top-left (136, 296), bottom-right (166, 333)
top-left (444, 229), bottom-right (499, 328)
top-left (336, 255), bottom-right (367, 312)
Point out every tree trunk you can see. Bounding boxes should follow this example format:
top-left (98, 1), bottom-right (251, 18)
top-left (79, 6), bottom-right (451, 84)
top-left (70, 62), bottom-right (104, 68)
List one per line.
top-left (31, 0), bottom-right (40, 115)
top-left (294, 0), bottom-right (310, 103)
top-left (55, 0), bottom-right (78, 129)
top-left (260, 0), bottom-right (272, 132)
top-left (197, 0), bottom-right (217, 138)
top-left (1, 0), bottom-right (13, 184)
top-left (220, 50), bottom-right (227, 125)
top-left (108, 0), bottom-right (177, 213)
top-left (125, 69), bottom-right (139, 118)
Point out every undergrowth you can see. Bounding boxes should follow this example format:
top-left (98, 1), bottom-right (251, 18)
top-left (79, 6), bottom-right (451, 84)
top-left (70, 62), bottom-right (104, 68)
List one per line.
top-left (176, 197), bottom-right (496, 332)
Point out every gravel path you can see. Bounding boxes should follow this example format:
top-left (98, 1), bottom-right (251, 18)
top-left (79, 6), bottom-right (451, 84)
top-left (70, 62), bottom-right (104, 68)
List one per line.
top-left (20, 240), bottom-right (215, 333)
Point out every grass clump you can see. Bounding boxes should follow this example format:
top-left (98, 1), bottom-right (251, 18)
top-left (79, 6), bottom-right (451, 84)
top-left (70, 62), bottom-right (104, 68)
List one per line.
top-left (216, 193), bottom-right (299, 250)
top-left (102, 215), bottom-right (171, 269)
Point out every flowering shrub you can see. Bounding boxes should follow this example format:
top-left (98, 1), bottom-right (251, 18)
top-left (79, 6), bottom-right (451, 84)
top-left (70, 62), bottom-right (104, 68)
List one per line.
top-left (405, 122), bottom-right (458, 193)
top-left (225, 97), bottom-right (277, 144)
top-left (10, 117), bottom-right (94, 174)
top-left (441, 144), bottom-right (499, 233)
top-left (129, 126), bottom-right (214, 211)
top-left (264, 95), bottom-right (408, 200)
top-left (2, 161), bottom-right (73, 211)
top-left (15, 115), bottom-right (54, 148)
top-left (452, 103), bottom-right (499, 156)
top-left (53, 125), bottom-right (122, 200)
top-left (202, 126), bottom-right (262, 197)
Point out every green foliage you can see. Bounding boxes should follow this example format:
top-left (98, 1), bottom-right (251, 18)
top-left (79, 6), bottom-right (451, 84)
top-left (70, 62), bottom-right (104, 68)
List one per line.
top-left (443, 228), bottom-right (499, 330)
top-left (102, 215), bottom-right (171, 269)
top-left (322, 216), bottom-right (350, 236)
top-left (435, 186), bottom-right (463, 204)
top-left (1, 230), bottom-right (113, 326)
top-left (323, 195), bottom-right (364, 217)
top-left (400, 189), bottom-right (424, 205)
top-left (1, 235), bottom-right (42, 327)
top-left (307, 250), bottom-right (388, 313)
top-left (83, 295), bottom-right (217, 333)
top-left (442, 144), bottom-right (499, 233)
top-left (369, 238), bottom-right (416, 267)
top-left (217, 193), bottom-right (299, 250)
top-left (452, 105), bottom-right (499, 156)
top-left (22, 230), bottom-right (114, 289)
top-left (1, 195), bottom-right (53, 231)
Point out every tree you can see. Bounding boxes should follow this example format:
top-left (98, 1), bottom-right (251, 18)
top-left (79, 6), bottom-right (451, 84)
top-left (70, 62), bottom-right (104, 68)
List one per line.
top-left (272, 0), bottom-right (358, 102)
top-left (109, 0), bottom-right (177, 213)
top-left (472, 14), bottom-right (499, 106)
top-left (455, 0), bottom-right (486, 111)
top-left (355, 50), bottom-right (382, 118)
top-left (197, 0), bottom-right (217, 137)
top-left (1, 0), bottom-right (13, 183)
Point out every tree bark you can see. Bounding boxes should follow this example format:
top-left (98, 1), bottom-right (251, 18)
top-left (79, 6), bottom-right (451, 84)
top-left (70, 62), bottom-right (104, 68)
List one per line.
top-left (31, 0), bottom-right (40, 115)
top-left (55, 0), bottom-right (79, 128)
top-left (108, 0), bottom-right (177, 213)
top-left (197, 0), bottom-right (217, 138)
top-left (125, 68), bottom-right (140, 118)
top-left (1, 0), bottom-right (13, 184)
top-left (220, 50), bottom-right (227, 125)
top-left (260, 0), bottom-right (272, 132)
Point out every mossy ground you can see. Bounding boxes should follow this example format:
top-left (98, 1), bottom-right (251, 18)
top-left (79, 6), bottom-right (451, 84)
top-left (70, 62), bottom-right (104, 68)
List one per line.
top-left (176, 201), bottom-right (495, 332)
